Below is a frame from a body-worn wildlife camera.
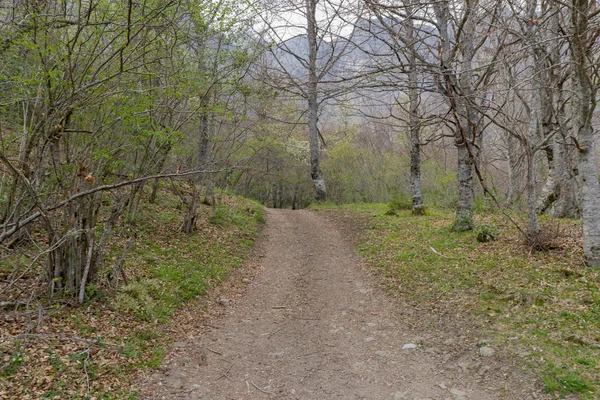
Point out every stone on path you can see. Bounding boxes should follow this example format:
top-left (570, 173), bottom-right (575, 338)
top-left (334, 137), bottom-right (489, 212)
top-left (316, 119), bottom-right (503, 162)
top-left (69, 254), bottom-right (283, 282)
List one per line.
top-left (219, 298), bottom-right (231, 306)
top-left (479, 346), bottom-right (495, 357)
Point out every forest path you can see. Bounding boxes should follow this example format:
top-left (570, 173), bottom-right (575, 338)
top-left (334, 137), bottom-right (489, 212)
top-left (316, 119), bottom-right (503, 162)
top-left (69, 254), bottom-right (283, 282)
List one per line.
top-left (140, 209), bottom-right (544, 400)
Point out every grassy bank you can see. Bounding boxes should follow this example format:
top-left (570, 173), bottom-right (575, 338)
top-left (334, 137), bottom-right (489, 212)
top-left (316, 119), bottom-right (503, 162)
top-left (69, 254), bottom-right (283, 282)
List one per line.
top-left (1, 191), bottom-right (264, 399)
top-left (313, 203), bottom-right (599, 399)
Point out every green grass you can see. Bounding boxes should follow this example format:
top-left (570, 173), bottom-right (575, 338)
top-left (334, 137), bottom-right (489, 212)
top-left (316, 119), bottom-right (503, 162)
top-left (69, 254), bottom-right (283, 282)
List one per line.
top-left (112, 197), bottom-right (263, 324)
top-left (313, 203), bottom-right (600, 399)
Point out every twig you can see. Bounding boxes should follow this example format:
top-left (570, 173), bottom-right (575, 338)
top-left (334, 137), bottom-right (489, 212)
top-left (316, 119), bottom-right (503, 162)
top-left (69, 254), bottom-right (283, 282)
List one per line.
top-left (428, 246), bottom-right (465, 260)
top-left (109, 235), bottom-right (136, 287)
top-left (262, 326), bottom-right (285, 338)
top-left (82, 349), bottom-right (91, 398)
top-left (205, 347), bottom-right (223, 356)
top-left (217, 362), bottom-right (234, 380)
top-left (272, 306), bottom-right (286, 309)
top-left (292, 316), bottom-right (320, 321)
top-left (301, 360), bottom-right (325, 383)
top-left (4, 333), bottom-right (123, 350)
top-left (249, 380), bottom-right (274, 395)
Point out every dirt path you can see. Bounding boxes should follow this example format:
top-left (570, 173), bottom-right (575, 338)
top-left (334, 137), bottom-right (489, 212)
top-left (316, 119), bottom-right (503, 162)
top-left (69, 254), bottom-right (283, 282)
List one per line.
top-left (140, 209), bottom-right (545, 400)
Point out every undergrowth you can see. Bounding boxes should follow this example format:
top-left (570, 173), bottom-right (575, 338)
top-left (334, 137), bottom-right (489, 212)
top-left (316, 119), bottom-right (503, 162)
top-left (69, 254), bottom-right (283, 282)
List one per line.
top-left (313, 203), bottom-right (599, 399)
top-left (0, 189), bottom-right (264, 399)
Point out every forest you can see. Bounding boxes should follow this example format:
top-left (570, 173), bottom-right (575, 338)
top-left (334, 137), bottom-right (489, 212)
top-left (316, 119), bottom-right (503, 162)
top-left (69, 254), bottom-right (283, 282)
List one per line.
top-left (1, 0), bottom-right (600, 398)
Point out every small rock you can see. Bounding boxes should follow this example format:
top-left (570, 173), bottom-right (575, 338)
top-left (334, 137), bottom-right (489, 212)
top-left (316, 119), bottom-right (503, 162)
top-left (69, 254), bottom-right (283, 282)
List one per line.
top-left (364, 336), bottom-right (376, 343)
top-left (412, 336), bottom-right (425, 345)
top-left (438, 383), bottom-right (448, 389)
top-left (479, 346), bottom-right (495, 357)
top-left (450, 388), bottom-right (469, 400)
top-left (352, 361), bottom-right (364, 369)
top-left (402, 343), bottom-right (417, 350)
top-left (478, 365), bottom-right (491, 375)
top-left (241, 278), bottom-right (252, 284)
top-left (219, 298), bottom-right (231, 306)
top-left (268, 351), bottom-right (284, 359)
top-left (375, 350), bottom-right (389, 357)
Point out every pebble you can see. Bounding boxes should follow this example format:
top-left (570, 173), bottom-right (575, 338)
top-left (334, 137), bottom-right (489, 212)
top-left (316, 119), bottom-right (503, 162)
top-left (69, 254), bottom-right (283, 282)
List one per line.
top-left (375, 350), bottom-right (388, 357)
top-left (412, 336), bottom-right (425, 345)
top-left (241, 278), bottom-right (252, 284)
top-left (364, 336), bottom-right (376, 343)
top-left (450, 388), bottom-right (469, 400)
top-left (268, 351), bottom-right (284, 359)
top-left (478, 365), bottom-right (491, 375)
top-left (402, 343), bottom-right (417, 350)
top-left (219, 298), bottom-right (231, 306)
top-left (479, 346), bottom-right (495, 357)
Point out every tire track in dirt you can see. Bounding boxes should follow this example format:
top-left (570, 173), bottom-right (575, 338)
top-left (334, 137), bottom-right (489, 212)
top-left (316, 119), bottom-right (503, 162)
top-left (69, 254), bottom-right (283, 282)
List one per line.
top-left (140, 209), bottom-right (545, 400)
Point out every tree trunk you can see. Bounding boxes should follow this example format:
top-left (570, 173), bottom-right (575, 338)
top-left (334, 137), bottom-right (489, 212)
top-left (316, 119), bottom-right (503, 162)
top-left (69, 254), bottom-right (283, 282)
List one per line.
top-left (506, 133), bottom-right (522, 206)
top-left (570, 0), bottom-right (600, 267)
top-left (454, 143), bottom-right (475, 231)
top-left (306, 0), bottom-right (326, 201)
top-left (547, 6), bottom-right (578, 218)
top-left (434, 0), bottom-right (477, 231)
top-left (552, 137), bottom-right (579, 218)
top-left (536, 144), bottom-right (559, 214)
top-left (405, 9), bottom-right (424, 215)
top-left (524, 0), bottom-right (542, 242)
top-left (198, 111), bottom-right (210, 169)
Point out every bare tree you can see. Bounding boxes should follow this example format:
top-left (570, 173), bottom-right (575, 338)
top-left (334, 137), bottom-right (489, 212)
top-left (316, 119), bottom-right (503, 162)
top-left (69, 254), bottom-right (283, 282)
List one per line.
top-left (567, 0), bottom-right (600, 267)
top-left (253, 0), bottom-right (360, 201)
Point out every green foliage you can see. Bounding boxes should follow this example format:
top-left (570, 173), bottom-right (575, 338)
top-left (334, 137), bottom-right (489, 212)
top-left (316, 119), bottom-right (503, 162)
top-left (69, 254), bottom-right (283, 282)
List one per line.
top-left (474, 194), bottom-right (498, 213)
top-left (115, 279), bottom-right (164, 321)
top-left (1, 345), bottom-right (25, 378)
top-left (209, 206), bottom-right (238, 227)
top-left (543, 366), bottom-right (595, 397)
top-left (388, 192), bottom-right (412, 211)
top-left (476, 224), bottom-right (499, 242)
top-left (117, 193), bottom-right (264, 324)
top-left (452, 213), bottom-right (474, 232)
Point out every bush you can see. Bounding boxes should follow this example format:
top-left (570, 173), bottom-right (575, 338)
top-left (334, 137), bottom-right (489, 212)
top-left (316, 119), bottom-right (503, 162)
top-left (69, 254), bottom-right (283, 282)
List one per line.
top-left (476, 224), bottom-right (498, 242)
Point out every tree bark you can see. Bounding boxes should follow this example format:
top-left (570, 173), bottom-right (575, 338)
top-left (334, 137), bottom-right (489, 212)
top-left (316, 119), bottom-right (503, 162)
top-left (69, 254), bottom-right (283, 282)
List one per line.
top-left (506, 133), bottom-right (522, 206)
top-left (306, 0), bottom-right (326, 201)
top-left (405, 7), bottom-right (424, 214)
top-left (570, 0), bottom-right (600, 267)
top-left (435, 0), bottom-right (478, 231)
